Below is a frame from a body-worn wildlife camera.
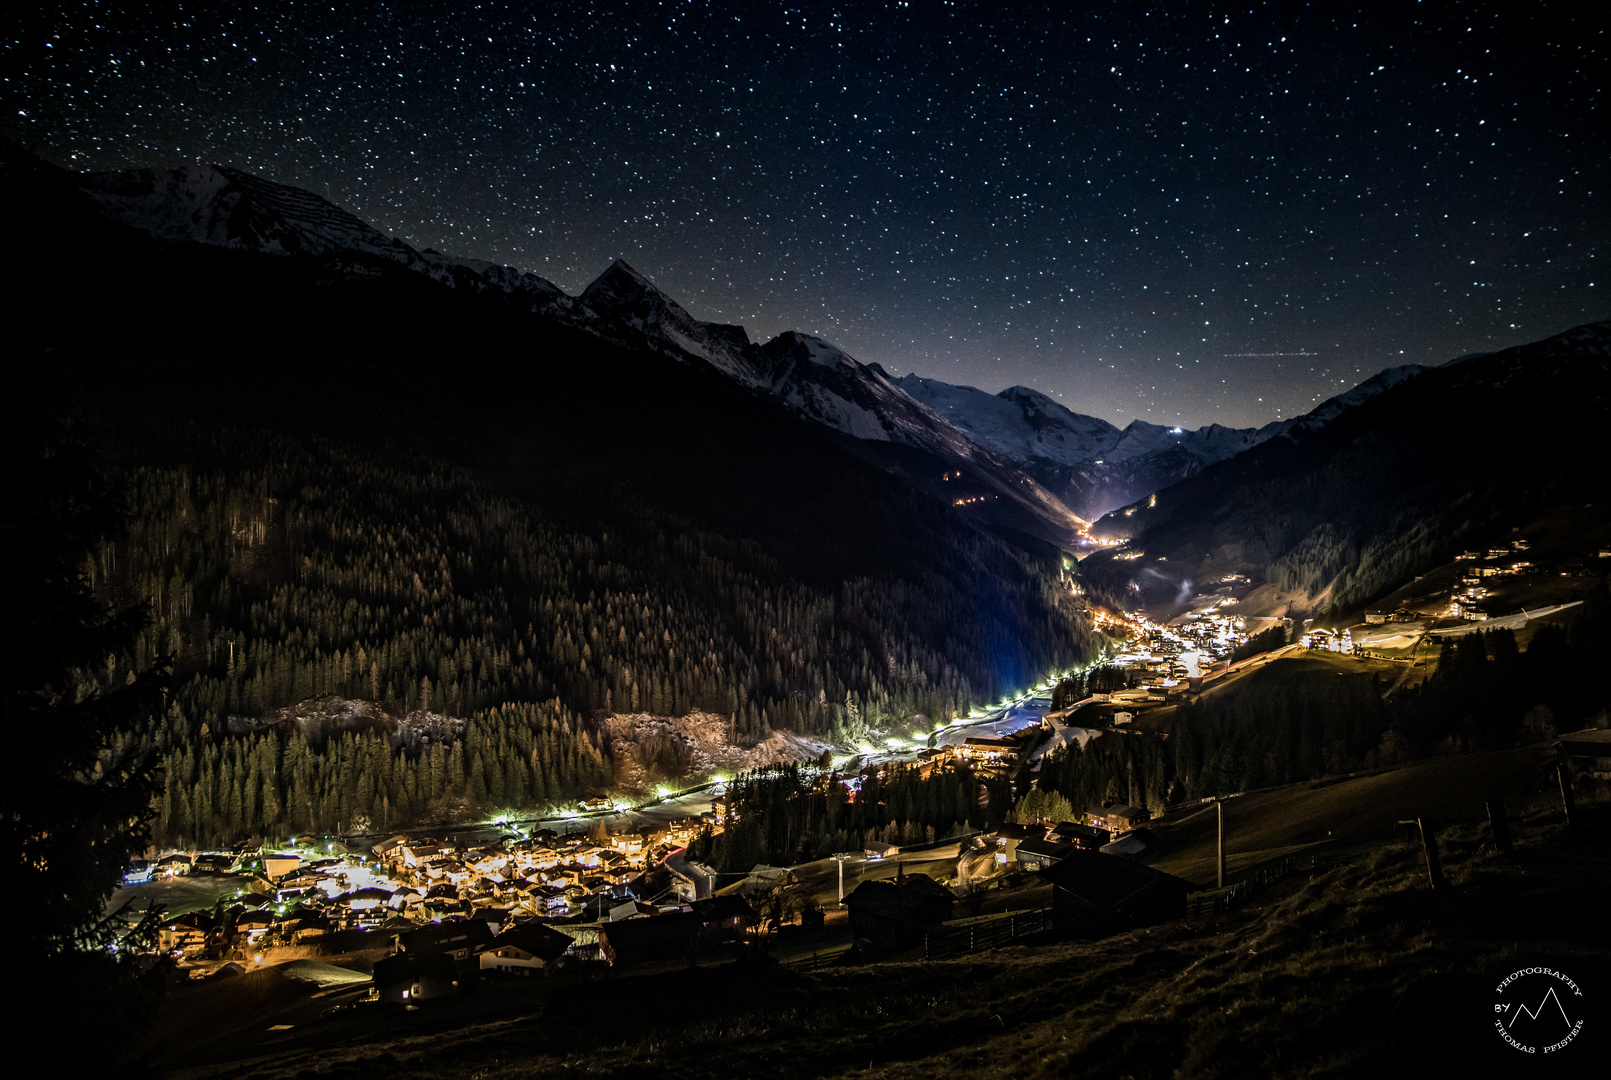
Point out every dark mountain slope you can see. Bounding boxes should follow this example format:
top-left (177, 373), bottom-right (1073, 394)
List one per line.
top-left (1080, 321), bottom-right (1611, 617)
top-left (8, 142), bottom-right (1099, 844)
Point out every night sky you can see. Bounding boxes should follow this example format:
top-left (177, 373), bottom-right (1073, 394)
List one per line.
top-left (6, 2), bottom-right (1605, 428)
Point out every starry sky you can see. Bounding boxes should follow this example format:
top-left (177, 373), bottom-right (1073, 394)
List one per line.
top-left (5, 1), bottom-right (1606, 428)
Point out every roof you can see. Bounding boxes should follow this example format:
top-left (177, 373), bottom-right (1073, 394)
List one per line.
top-left (399, 919), bottom-right (494, 954)
top-left (373, 950), bottom-right (456, 987)
top-left (995, 822), bottom-right (1048, 842)
top-left (491, 922), bottom-right (574, 963)
top-left (844, 873), bottom-right (954, 915)
top-left (599, 911), bottom-right (703, 951)
top-left (1016, 837), bottom-right (1076, 861)
top-left (1051, 821), bottom-right (1110, 844)
top-left (1035, 850), bottom-right (1190, 912)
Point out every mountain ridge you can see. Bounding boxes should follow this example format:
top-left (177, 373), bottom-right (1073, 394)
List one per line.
top-left (67, 155), bottom-right (1450, 530)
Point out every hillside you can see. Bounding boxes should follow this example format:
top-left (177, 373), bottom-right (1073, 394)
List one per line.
top-left (6, 144), bottom-right (1101, 845)
top-left (1080, 321), bottom-right (1611, 620)
top-left (150, 773), bottom-right (1609, 1078)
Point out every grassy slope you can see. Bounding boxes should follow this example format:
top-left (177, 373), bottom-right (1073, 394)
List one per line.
top-left (156, 763), bottom-right (1608, 1079)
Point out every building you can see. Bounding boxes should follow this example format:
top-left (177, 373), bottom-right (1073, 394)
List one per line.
top-left (598, 911), bottom-right (704, 966)
top-left (993, 822), bottom-right (1048, 865)
top-left (1558, 730), bottom-right (1611, 780)
top-left (843, 874), bottom-right (954, 953)
top-left (1087, 804), bottom-right (1151, 833)
top-left (479, 922), bottom-right (575, 976)
top-left (1014, 837), bottom-right (1076, 870)
top-left (373, 950), bottom-right (459, 1005)
top-left (1036, 850), bottom-right (1190, 929)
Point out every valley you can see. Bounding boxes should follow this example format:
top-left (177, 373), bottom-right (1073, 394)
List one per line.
top-left (5, 141), bottom-right (1607, 1075)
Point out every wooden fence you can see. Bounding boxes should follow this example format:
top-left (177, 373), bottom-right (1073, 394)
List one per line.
top-left (924, 908), bottom-right (1052, 960)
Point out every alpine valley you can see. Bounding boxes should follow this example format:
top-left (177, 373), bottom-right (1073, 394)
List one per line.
top-left (9, 142), bottom-right (1611, 1077)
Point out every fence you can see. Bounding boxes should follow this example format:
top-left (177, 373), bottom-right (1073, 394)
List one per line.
top-left (1184, 854), bottom-right (1319, 917)
top-left (781, 947), bottom-right (851, 971)
top-left (924, 908), bottom-right (1052, 960)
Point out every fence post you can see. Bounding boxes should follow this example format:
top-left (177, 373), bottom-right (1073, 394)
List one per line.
top-left (1556, 757), bottom-right (1576, 828)
top-left (1486, 798), bottom-right (1512, 855)
top-left (1417, 817), bottom-right (1445, 891)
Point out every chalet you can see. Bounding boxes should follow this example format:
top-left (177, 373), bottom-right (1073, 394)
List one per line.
top-left (479, 922), bottom-right (575, 976)
top-left (993, 822), bottom-right (1047, 865)
top-left (598, 911), bottom-right (703, 966)
top-left (397, 919), bottom-right (494, 969)
top-left (1036, 849), bottom-right (1190, 929)
top-left (1050, 821), bottom-right (1111, 850)
top-left (578, 797), bottom-right (613, 813)
top-left (156, 854), bottom-right (193, 878)
top-left (1558, 730), bottom-right (1611, 780)
top-left (667, 859), bottom-right (718, 902)
top-left (691, 895), bottom-right (757, 944)
top-left (158, 910), bottom-right (214, 954)
top-left (864, 840), bottom-right (900, 860)
top-left (959, 737), bottom-right (1020, 766)
top-left (1014, 837), bottom-right (1076, 870)
top-left (1087, 804), bottom-right (1150, 833)
top-left (742, 864), bottom-right (796, 895)
top-left (261, 853), bottom-right (302, 880)
top-left (843, 874), bottom-right (954, 953)
top-left (373, 950), bottom-right (459, 1005)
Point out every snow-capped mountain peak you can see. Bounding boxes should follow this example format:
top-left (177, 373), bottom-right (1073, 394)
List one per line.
top-left (81, 163), bottom-right (419, 267)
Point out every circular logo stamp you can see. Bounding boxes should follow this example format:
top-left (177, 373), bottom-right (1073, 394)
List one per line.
top-left (1494, 967), bottom-right (1584, 1055)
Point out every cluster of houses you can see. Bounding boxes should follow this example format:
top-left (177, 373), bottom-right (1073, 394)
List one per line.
top-left (150, 818), bottom-right (711, 966)
top-left (994, 803), bottom-right (1156, 870)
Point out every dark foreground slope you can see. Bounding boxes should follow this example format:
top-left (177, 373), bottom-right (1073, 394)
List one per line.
top-left (1082, 322), bottom-right (1611, 617)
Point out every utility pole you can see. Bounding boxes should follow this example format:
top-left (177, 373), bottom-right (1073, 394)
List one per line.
top-left (1217, 800), bottom-right (1226, 889)
top-left (1202, 793), bottom-right (1242, 890)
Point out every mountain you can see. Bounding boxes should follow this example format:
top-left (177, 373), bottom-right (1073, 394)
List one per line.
top-left (894, 376), bottom-right (1393, 519)
top-left (63, 154), bottom-right (1443, 542)
top-left (69, 158), bottom-right (1088, 541)
top-left (1079, 321), bottom-right (1611, 618)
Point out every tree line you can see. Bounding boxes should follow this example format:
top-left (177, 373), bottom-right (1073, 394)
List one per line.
top-left (82, 427), bottom-right (1098, 845)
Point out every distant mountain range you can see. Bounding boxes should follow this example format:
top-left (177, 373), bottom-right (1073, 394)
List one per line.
top-left (1080, 320), bottom-right (1611, 618)
top-left (73, 160), bottom-right (1429, 529)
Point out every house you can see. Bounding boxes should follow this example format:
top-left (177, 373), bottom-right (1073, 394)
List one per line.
top-left (843, 874), bottom-right (954, 953)
top-left (1087, 804), bottom-right (1150, 833)
top-left (1036, 849), bottom-right (1189, 929)
top-left (742, 864), bottom-right (796, 895)
top-left (373, 950), bottom-right (459, 1005)
top-left (993, 822), bottom-right (1047, 864)
top-left (1014, 837), bottom-right (1076, 870)
top-left (1050, 821), bottom-right (1110, 850)
top-left (667, 858), bottom-right (717, 902)
top-left (1558, 730), bottom-right (1611, 780)
top-left (598, 911), bottom-right (704, 966)
top-left (864, 840), bottom-right (900, 861)
top-left (397, 919), bottom-right (494, 969)
top-left (478, 922), bottom-right (575, 976)
top-left (959, 737), bottom-right (1020, 766)
top-left (158, 910), bottom-right (214, 954)
top-left (261, 852), bottom-right (302, 880)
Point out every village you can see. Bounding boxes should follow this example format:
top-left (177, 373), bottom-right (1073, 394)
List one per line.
top-left (115, 600), bottom-right (1258, 1006)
